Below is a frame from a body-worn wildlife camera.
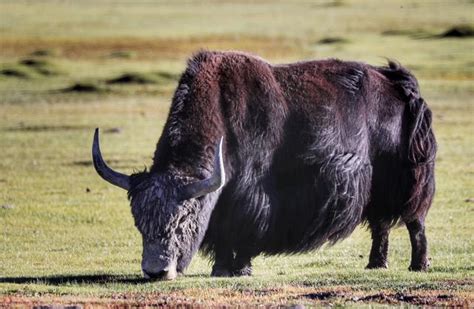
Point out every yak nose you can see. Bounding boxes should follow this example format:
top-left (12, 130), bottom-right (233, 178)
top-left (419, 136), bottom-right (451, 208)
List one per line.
top-left (143, 268), bottom-right (178, 281)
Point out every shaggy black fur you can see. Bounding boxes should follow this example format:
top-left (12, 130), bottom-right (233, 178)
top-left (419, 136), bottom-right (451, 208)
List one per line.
top-left (124, 51), bottom-right (436, 276)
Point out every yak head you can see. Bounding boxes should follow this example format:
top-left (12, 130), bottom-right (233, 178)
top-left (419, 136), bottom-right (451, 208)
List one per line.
top-left (92, 129), bottom-right (224, 280)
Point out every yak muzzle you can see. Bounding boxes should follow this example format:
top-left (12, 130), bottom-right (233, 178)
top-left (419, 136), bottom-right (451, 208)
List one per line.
top-left (142, 260), bottom-right (178, 281)
top-left (143, 268), bottom-right (178, 281)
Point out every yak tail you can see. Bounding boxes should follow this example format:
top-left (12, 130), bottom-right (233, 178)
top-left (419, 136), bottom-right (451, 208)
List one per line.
top-left (380, 61), bottom-right (437, 221)
top-left (405, 92), bottom-right (437, 220)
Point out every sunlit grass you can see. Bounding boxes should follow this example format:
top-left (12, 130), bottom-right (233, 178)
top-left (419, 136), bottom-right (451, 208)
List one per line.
top-left (0, 0), bottom-right (472, 306)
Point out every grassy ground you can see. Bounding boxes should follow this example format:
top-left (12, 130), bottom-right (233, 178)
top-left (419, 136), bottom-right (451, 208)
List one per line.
top-left (0, 0), bottom-right (473, 307)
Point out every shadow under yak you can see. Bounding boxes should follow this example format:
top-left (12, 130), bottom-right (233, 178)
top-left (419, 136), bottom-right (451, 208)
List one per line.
top-left (0, 274), bottom-right (150, 285)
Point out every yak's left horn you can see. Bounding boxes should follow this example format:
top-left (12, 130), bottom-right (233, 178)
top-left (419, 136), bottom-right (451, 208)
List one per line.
top-left (180, 137), bottom-right (225, 200)
top-left (92, 128), bottom-right (130, 190)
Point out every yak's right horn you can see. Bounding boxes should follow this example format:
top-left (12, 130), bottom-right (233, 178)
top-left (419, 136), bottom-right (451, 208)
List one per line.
top-left (92, 128), bottom-right (130, 191)
top-left (179, 137), bottom-right (225, 200)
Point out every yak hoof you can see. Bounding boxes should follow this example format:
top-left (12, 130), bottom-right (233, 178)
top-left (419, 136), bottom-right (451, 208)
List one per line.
top-left (409, 262), bottom-right (430, 272)
top-left (233, 265), bottom-right (252, 277)
top-left (366, 261), bottom-right (388, 269)
top-left (211, 266), bottom-right (232, 277)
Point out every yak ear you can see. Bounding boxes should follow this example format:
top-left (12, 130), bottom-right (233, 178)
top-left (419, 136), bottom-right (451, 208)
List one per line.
top-left (179, 137), bottom-right (225, 200)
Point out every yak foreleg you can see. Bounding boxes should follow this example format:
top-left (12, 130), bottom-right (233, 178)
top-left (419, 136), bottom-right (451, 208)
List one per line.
top-left (211, 248), bottom-right (234, 277)
top-left (232, 252), bottom-right (252, 276)
top-left (210, 249), bottom-right (252, 277)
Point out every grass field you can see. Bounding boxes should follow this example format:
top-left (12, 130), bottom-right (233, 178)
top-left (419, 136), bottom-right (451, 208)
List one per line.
top-left (0, 0), bottom-right (473, 307)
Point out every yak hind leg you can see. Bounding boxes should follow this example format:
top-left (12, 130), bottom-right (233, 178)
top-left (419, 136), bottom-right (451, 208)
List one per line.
top-left (366, 220), bottom-right (391, 269)
top-left (403, 166), bottom-right (434, 272)
top-left (406, 218), bottom-right (429, 271)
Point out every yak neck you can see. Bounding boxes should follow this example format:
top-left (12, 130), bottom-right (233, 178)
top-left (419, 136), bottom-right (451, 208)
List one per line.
top-left (151, 52), bottom-right (226, 181)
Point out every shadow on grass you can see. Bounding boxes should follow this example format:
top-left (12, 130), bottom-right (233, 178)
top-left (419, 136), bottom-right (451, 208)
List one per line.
top-left (5, 124), bottom-right (93, 132)
top-left (0, 274), bottom-right (150, 285)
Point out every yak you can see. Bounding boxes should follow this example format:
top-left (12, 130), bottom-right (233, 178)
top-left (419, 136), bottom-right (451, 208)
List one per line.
top-left (92, 51), bottom-right (436, 280)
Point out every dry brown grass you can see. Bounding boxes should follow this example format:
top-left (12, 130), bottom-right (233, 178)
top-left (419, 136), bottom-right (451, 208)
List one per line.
top-left (1, 285), bottom-right (472, 307)
top-left (0, 36), bottom-right (306, 61)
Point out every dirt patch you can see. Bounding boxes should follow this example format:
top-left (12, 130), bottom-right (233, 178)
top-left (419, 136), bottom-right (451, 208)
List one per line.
top-left (19, 58), bottom-right (61, 76)
top-left (317, 37), bottom-right (348, 44)
top-left (1, 287), bottom-right (471, 307)
top-left (20, 58), bottom-right (49, 67)
top-left (106, 73), bottom-right (159, 85)
top-left (0, 68), bottom-right (32, 79)
top-left (303, 291), bottom-right (341, 300)
top-left (106, 72), bottom-right (179, 85)
top-left (351, 292), bottom-right (460, 306)
top-left (302, 290), bottom-right (471, 306)
top-left (29, 49), bottom-right (59, 57)
top-left (439, 25), bottom-right (474, 38)
top-left (439, 278), bottom-right (474, 288)
top-left (61, 82), bottom-right (107, 93)
top-left (0, 36), bottom-right (304, 60)
top-left (1, 58), bottom-right (61, 79)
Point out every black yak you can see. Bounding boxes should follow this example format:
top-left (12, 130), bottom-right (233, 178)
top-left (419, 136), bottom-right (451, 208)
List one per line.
top-left (92, 51), bottom-right (436, 280)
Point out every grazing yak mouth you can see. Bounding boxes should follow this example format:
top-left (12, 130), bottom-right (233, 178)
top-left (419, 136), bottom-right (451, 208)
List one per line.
top-left (142, 259), bottom-right (179, 281)
top-left (91, 50), bottom-right (436, 280)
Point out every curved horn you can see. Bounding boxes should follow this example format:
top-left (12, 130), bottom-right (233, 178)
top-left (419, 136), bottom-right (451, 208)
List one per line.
top-left (180, 137), bottom-right (225, 200)
top-left (92, 128), bottom-right (130, 190)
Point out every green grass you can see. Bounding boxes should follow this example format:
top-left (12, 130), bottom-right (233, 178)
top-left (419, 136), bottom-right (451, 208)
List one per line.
top-left (0, 0), bottom-right (473, 306)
